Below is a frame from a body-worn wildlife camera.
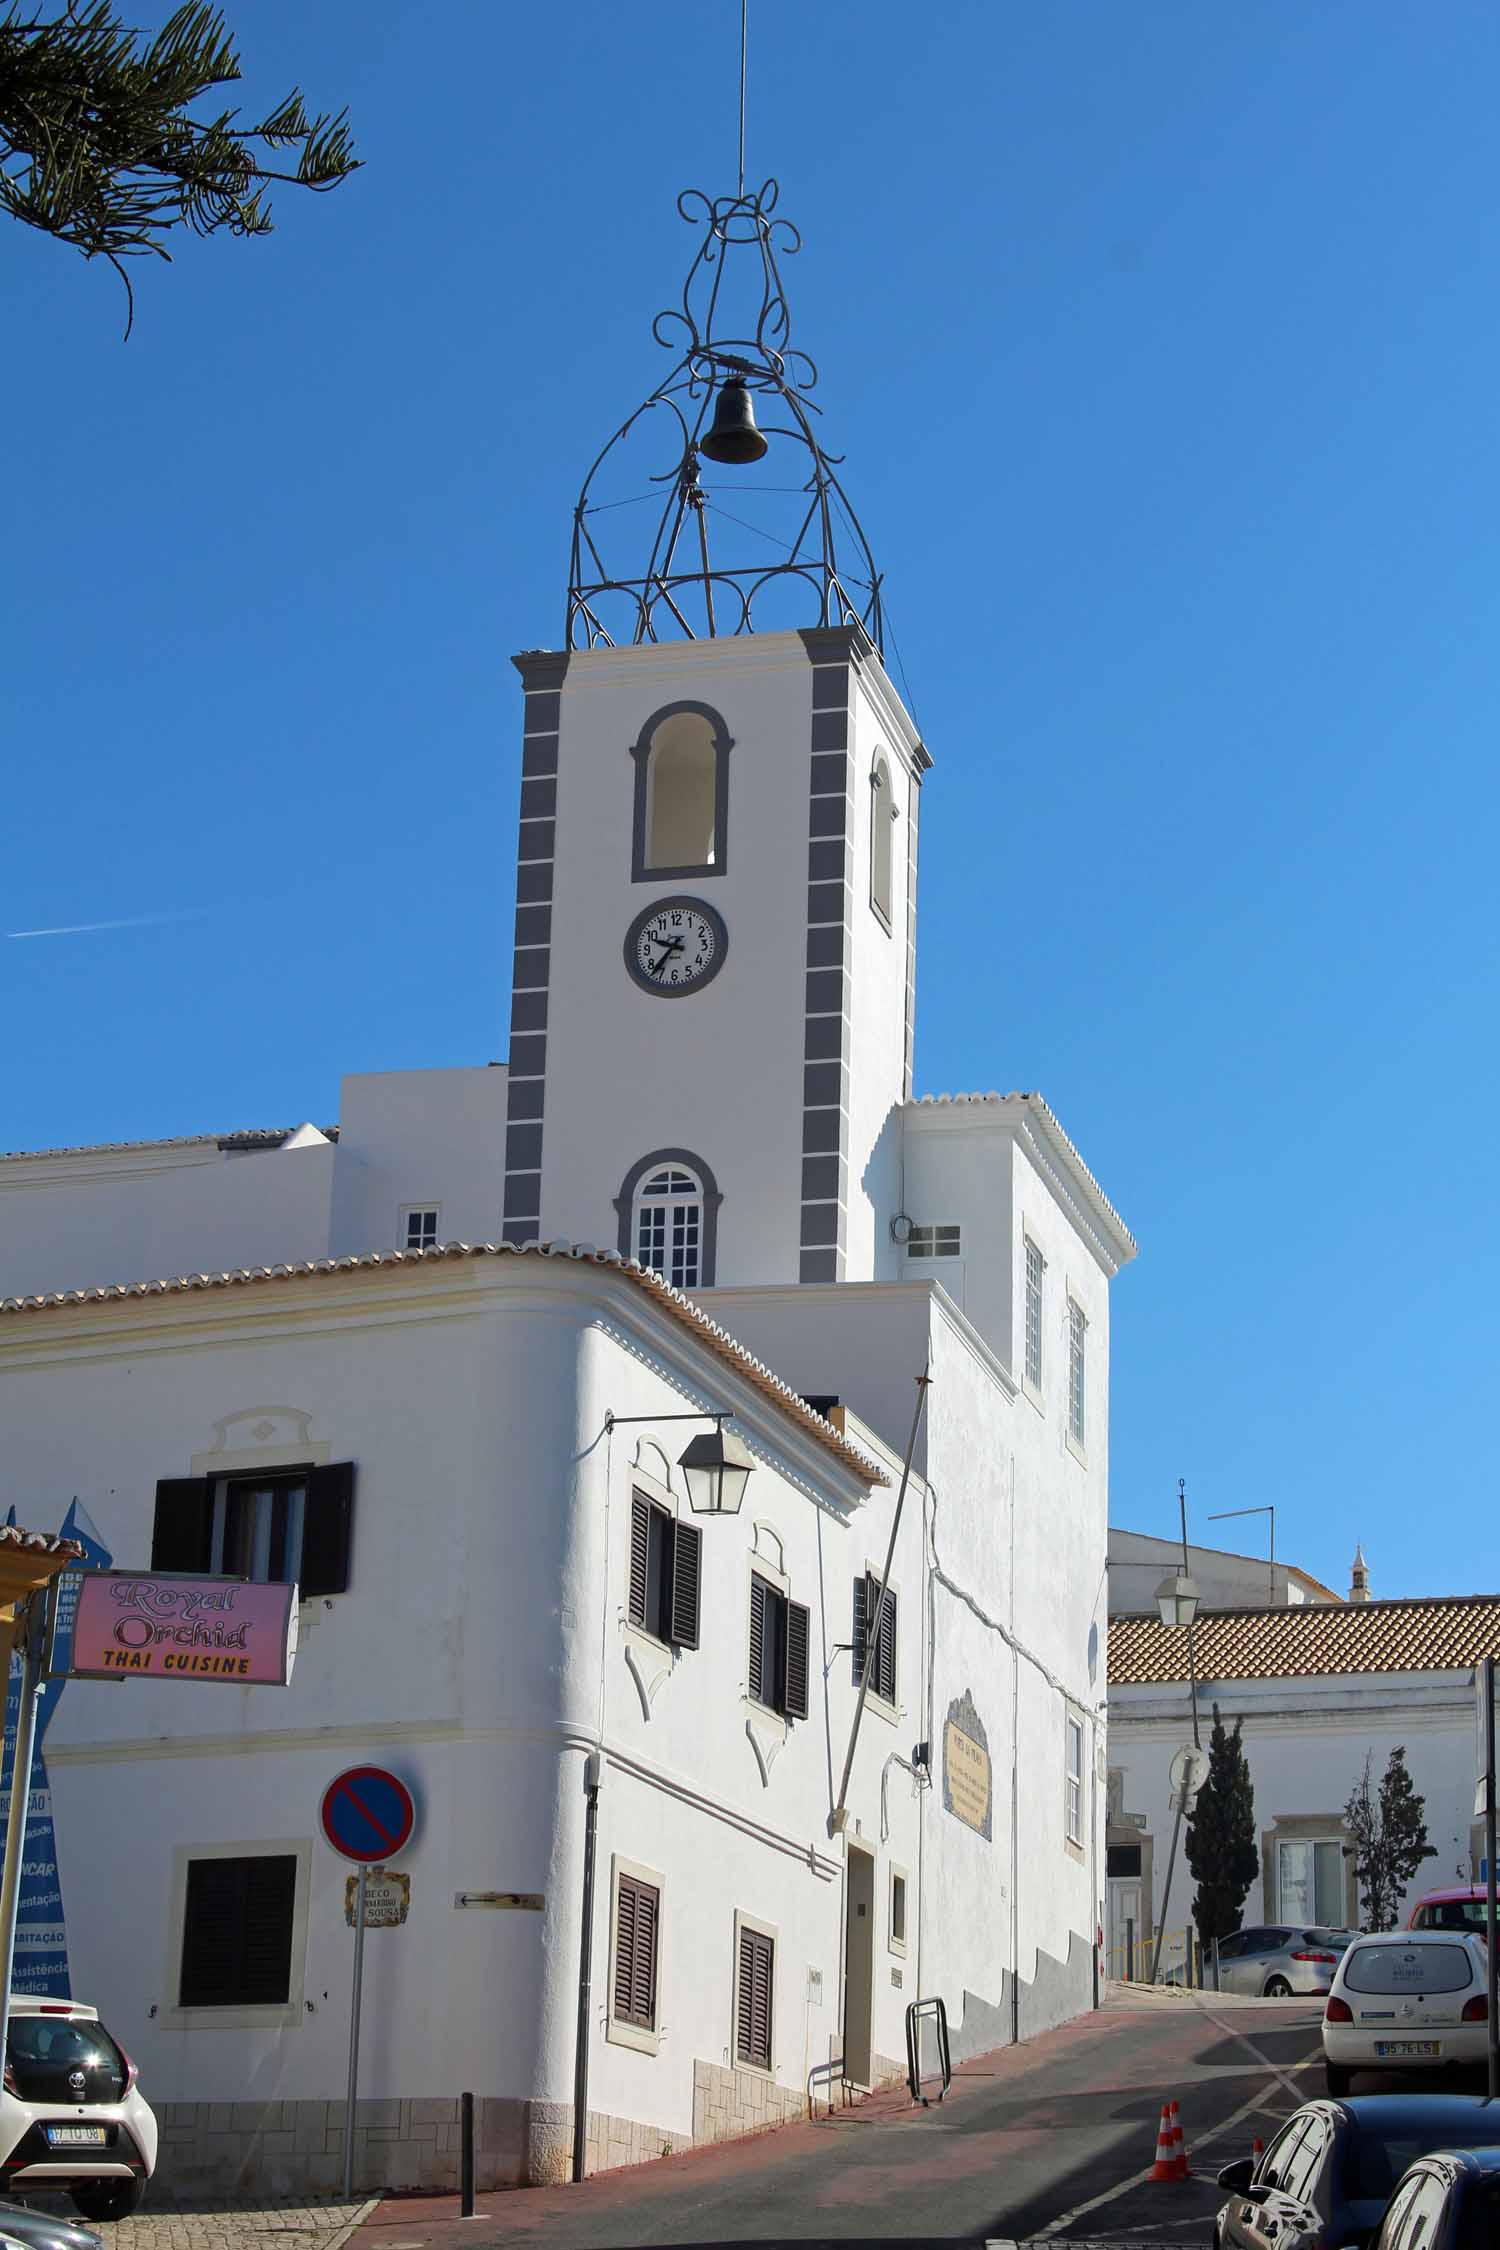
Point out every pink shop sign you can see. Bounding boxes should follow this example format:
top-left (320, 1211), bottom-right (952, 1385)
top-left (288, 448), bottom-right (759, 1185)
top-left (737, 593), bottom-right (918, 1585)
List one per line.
top-left (65, 1574), bottom-right (298, 1685)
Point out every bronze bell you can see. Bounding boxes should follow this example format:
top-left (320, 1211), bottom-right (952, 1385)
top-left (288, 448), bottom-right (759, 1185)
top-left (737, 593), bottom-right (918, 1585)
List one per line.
top-left (699, 374), bottom-right (768, 465)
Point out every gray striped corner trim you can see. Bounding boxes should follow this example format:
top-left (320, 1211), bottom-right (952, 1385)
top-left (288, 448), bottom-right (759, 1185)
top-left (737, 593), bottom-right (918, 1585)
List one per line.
top-left (503, 652), bottom-right (570, 1242)
top-left (797, 634), bottom-right (852, 1285)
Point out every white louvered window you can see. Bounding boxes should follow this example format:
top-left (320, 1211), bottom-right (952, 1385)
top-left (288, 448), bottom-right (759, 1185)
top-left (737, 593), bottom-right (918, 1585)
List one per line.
top-left (633, 1166), bottom-right (703, 1290)
top-left (1065, 1716), bottom-right (1084, 1845)
top-left (1068, 1299), bottom-right (1087, 1449)
top-left (1024, 1238), bottom-right (1044, 1391)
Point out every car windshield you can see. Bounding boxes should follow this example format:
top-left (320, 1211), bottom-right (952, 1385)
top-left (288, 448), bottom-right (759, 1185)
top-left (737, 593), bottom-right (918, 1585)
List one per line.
top-left (1343, 1944), bottom-right (1473, 1994)
top-left (6, 2014), bottom-right (126, 2079)
top-left (1417, 1900), bottom-right (1488, 1931)
top-left (1350, 2129), bottom-right (1500, 2202)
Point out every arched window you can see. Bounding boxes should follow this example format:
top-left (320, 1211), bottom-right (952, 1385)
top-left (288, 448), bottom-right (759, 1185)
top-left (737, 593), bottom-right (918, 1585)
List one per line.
top-left (635, 1166), bottom-right (703, 1289)
top-left (870, 754), bottom-right (895, 927)
top-left (614, 1148), bottom-right (723, 1288)
top-left (630, 702), bottom-right (733, 881)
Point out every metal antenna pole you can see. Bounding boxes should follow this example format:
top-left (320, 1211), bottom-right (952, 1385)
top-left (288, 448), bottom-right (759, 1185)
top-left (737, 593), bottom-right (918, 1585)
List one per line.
top-left (738, 0), bottom-right (747, 197)
top-left (1208, 1503), bottom-right (1277, 1609)
top-left (1486, 1655), bottom-right (1497, 2099)
top-left (1180, 1480), bottom-right (1200, 1752)
top-left (831, 1371), bottom-right (930, 1831)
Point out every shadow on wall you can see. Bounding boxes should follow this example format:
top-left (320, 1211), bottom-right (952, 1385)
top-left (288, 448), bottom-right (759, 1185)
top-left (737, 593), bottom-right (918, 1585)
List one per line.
top-left (948, 1928), bottom-right (1094, 2064)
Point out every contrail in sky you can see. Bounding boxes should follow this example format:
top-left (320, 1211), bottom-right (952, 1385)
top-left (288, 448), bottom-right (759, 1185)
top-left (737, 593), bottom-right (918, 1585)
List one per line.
top-left (6, 911), bottom-right (201, 940)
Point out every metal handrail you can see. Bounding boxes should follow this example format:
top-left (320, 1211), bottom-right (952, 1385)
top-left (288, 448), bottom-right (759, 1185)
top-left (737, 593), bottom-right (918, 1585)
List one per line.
top-left (905, 1995), bottom-right (951, 2106)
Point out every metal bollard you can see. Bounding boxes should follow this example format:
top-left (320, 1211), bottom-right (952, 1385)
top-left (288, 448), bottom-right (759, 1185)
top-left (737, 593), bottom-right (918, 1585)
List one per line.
top-left (460, 2090), bottom-right (475, 2217)
top-left (1126, 1916), bottom-right (1135, 1983)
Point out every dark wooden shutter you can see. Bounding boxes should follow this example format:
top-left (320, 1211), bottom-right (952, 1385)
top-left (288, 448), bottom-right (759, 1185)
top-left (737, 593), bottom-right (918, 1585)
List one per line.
top-left (151, 1478), bottom-right (212, 1573)
top-left (736, 1925), bottom-right (773, 2070)
top-left (876, 1584), bottom-right (897, 1705)
top-left (669, 1518), bottom-right (701, 1649)
top-left (300, 1462), bottom-right (355, 1596)
top-left (747, 1574), bottom-right (766, 1703)
top-left (180, 1853), bottom-right (295, 2007)
top-left (852, 1572), bottom-right (869, 1685)
top-left (784, 1600), bottom-right (809, 1721)
top-left (613, 1875), bottom-right (659, 2029)
top-left (628, 1494), bottom-right (650, 1628)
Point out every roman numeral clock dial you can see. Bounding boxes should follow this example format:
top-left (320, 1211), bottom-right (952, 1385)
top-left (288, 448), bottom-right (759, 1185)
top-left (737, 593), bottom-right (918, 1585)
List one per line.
top-left (624, 897), bottom-right (728, 996)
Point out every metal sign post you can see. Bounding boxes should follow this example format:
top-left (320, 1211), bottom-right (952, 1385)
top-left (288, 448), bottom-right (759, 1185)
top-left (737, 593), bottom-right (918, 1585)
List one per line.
top-left (1486, 1656), bottom-right (1497, 2100)
top-left (343, 1864), bottom-right (368, 2202)
top-left (319, 1767), bottom-right (417, 2203)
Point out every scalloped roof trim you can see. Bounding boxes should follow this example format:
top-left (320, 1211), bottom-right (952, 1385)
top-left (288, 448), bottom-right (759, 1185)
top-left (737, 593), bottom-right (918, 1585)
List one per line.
top-left (0, 1240), bottom-right (887, 1489)
top-left (0, 1127), bottom-right (336, 1164)
top-left (0, 1526), bottom-right (84, 1559)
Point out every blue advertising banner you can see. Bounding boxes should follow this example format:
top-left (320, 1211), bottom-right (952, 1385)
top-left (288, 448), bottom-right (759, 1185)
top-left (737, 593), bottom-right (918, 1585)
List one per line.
top-left (0, 1501), bottom-right (112, 1997)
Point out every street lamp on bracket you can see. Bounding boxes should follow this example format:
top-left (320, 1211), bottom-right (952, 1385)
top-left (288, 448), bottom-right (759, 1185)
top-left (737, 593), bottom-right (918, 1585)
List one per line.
top-left (602, 1409), bottom-right (754, 1516)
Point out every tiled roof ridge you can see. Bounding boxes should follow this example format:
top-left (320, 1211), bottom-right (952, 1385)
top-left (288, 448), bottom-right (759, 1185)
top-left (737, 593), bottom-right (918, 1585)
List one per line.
top-left (1117, 1589), bottom-right (1500, 1623)
top-left (0, 1240), bottom-right (887, 1489)
top-left (0, 1127), bottom-right (336, 1164)
top-left (0, 1526), bottom-right (84, 1558)
top-left (1110, 1590), bottom-right (1500, 1685)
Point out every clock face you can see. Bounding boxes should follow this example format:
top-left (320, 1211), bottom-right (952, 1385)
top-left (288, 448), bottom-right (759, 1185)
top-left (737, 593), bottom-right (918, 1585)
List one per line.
top-left (624, 896), bottom-right (728, 996)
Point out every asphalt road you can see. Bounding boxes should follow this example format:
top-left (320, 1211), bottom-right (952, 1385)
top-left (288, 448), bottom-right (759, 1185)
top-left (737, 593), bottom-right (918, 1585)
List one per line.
top-left (359, 1992), bottom-right (1325, 2249)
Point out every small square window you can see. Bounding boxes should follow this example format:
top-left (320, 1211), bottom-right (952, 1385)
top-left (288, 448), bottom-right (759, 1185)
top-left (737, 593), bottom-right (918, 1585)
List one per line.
top-left (402, 1206), bottom-right (440, 1251)
top-left (907, 1224), bottom-right (960, 1259)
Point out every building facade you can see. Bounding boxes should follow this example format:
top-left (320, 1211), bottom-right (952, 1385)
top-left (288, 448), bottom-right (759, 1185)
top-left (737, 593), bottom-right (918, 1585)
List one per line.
top-left (0, 182), bottom-right (1136, 2195)
top-left (1106, 1597), bottom-right (1500, 1977)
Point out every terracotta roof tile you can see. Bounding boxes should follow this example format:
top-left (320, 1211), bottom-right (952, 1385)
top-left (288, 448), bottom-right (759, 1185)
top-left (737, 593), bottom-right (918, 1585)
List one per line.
top-left (1110, 1594), bottom-right (1500, 1685)
top-left (0, 1240), bottom-right (886, 1490)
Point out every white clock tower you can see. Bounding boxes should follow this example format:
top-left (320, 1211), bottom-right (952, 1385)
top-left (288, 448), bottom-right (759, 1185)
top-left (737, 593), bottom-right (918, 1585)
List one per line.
top-left (500, 185), bottom-right (930, 1289)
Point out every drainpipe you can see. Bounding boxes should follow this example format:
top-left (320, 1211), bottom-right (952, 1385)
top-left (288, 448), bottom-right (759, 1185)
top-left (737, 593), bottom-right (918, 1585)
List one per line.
top-left (571, 1750), bottom-right (602, 2184)
top-left (1009, 1453), bottom-right (1020, 2046)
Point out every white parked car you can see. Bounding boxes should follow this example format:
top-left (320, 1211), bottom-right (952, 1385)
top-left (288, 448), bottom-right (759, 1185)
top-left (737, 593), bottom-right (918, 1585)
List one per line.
top-left (1323, 1929), bottom-right (1491, 2095)
top-left (1, 1999), bottom-right (157, 2220)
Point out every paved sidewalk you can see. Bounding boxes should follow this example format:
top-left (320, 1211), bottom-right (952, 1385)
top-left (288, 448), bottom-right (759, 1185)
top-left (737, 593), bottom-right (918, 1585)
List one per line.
top-left (11, 2194), bottom-right (376, 2250)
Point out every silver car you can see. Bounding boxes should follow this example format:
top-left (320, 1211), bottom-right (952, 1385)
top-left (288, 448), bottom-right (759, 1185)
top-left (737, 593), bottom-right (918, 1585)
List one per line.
top-left (1214, 1923), bottom-right (1358, 1996)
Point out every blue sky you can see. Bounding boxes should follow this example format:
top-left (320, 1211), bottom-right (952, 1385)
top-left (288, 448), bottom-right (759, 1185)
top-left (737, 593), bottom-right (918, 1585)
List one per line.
top-left (3, 1), bottom-right (1495, 1600)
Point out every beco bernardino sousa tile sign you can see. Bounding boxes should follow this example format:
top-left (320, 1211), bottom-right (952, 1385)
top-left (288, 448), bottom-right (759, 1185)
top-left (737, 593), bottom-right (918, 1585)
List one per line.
top-left (66, 1573), bottom-right (298, 1684)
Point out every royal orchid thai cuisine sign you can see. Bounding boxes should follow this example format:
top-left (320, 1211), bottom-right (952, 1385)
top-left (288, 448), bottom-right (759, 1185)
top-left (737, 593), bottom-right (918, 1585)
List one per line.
top-left (66, 1573), bottom-right (298, 1683)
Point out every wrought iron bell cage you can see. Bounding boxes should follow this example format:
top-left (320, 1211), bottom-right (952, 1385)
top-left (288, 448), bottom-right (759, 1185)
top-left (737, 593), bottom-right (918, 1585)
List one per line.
top-left (566, 181), bottom-right (885, 655)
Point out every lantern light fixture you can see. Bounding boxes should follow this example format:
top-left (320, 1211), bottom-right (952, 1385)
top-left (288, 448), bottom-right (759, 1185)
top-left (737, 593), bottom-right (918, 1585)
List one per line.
top-left (601, 1408), bottom-right (755, 1516)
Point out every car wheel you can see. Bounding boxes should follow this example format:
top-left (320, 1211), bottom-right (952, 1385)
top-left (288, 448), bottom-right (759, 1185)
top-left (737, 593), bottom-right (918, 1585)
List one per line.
top-left (1324, 2063), bottom-right (1353, 2097)
top-left (70, 2177), bottom-right (145, 2222)
top-left (1264, 1975), bottom-right (1292, 1997)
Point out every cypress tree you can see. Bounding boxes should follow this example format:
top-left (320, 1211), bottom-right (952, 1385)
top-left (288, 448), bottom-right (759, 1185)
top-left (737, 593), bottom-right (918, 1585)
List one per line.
top-left (1345, 1747), bottom-right (1437, 1931)
top-left (1186, 1704), bottom-right (1259, 1946)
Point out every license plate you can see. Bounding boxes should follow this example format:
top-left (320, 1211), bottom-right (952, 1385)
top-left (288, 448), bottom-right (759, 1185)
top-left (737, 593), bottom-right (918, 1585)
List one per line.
top-left (44, 2126), bottom-right (107, 2146)
top-left (1374, 2040), bottom-right (1440, 2058)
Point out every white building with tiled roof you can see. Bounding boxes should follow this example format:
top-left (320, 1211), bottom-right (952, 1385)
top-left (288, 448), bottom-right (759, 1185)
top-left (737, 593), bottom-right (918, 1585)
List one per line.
top-left (1106, 1591), bottom-right (1500, 1975)
top-left (0, 185), bottom-right (1137, 2202)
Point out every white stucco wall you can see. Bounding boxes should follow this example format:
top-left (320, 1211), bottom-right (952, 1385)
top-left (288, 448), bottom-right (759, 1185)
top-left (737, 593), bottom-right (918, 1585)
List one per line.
top-left (1109, 1667), bottom-right (1480, 1950)
top-left (0, 1135), bottom-right (335, 1301)
top-left (327, 1066), bottom-right (510, 1256)
top-left (1107, 1530), bottom-right (1334, 1617)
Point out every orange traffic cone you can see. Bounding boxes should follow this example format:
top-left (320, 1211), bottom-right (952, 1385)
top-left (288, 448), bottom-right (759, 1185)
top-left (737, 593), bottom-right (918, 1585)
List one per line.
top-left (1168, 2099), bottom-right (1191, 2178)
top-left (1149, 2104), bottom-right (1179, 2182)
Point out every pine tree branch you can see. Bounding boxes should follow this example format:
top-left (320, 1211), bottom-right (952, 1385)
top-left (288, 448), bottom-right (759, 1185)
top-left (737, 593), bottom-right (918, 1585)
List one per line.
top-left (0, 0), bottom-right (358, 317)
